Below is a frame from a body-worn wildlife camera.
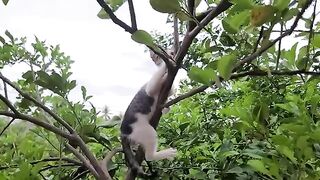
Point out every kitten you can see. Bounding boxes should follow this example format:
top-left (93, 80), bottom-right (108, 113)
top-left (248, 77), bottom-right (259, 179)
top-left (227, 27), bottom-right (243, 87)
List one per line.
top-left (120, 50), bottom-right (177, 162)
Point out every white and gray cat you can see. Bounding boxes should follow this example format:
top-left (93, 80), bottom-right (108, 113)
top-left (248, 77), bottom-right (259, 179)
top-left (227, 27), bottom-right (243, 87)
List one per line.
top-left (120, 50), bottom-right (177, 162)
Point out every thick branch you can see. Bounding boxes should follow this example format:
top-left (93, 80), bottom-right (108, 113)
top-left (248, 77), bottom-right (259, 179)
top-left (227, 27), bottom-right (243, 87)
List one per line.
top-left (96, 0), bottom-right (135, 33)
top-left (177, 0), bottom-right (232, 67)
top-left (74, 135), bottom-right (111, 180)
top-left (101, 147), bottom-right (122, 175)
top-left (0, 111), bottom-right (74, 140)
top-left (189, 0), bottom-right (233, 38)
top-left (65, 143), bottom-right (100, 179)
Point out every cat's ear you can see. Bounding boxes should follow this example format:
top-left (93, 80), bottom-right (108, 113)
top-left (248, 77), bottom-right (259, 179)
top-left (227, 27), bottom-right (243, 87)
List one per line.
top-left (149, 50), bottom-right (162, 66)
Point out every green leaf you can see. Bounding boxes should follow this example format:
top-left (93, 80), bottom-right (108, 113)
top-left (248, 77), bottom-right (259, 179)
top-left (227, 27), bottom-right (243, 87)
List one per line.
top-left (80, 124), bottom-right (96, 136)
top-left (222, 10), bottom-right (250, 34)
top-left (283, 8), bottom-right (299, 21)
top-left (250, 5), bottom-right (275, 27)
top-left (221, 150), bottom-right (239, 158)
top-left (2, 0), bottom-right (9, 5)
top-left (149, 0), bottom-right (180, 14)
top-left (179, 122), bottom-right (190, 132)
top-left (81, 86), bottom-right (87, 100)
top-left (227, 166), bottom-right (243, 174)
top-left (312, 34), bottom-right (320, 48)
top-left (0, 36), bottom-right (5, 44)
top-left (247, 159), bottom-right (270, 175)
top-left (108, 0), bottom-right (125, 8)
top-left (97, 8), bottom-right (110, 19)
top-left (230, 0), bottom-right (254, 13)
top-left (5, 30), bottom-right (13, 42)
top-left (176, 11), bottom-right (192, 21)
top-left (311, 128), bottom-right (320, 141)
top-left (282, 42), bottom-right (297, 69)
top-left (277, 145), bottom-right (297, 163)
top-left (188, 66), bottom-right (216, 85)
top-left (272, 135), bottom-right (291, 147)
top-left (22, 71), bottom-right (34, 82)
top-left (217, 54), bottom-right (236, 80)
top-left (188, 169), bottom-right (207, 179)
top-left (273, 0), bottom-right (290, 11)
top-left (295, 57), bottom-right (308, 70)
top-left (131, 30), bottom-right (155, 48)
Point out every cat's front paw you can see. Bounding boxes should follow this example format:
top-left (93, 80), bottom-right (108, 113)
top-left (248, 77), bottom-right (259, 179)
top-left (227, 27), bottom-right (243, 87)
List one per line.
top-left (164, 148), bottom-right (177, 160)
top-left (162, 107), bottom-right (170, 114)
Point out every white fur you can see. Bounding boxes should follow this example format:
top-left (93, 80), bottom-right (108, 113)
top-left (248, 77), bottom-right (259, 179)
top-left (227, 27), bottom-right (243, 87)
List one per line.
top-left (126, 49), bottom-right (177, 161)
top-left (129, 113), bottom-right (177, 161)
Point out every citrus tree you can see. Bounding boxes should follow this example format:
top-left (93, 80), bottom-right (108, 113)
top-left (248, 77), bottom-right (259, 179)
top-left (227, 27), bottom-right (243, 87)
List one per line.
top-left (1, 0), bottom-right (320, 179)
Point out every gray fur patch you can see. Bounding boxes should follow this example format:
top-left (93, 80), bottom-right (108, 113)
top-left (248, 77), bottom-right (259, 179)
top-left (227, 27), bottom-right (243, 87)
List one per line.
top-left (120, 88), bottom-right (155, 135)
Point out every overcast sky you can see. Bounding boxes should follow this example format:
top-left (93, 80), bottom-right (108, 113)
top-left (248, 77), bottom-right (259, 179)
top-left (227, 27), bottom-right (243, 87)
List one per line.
top-left (0, 0), bottom-right (180, 115)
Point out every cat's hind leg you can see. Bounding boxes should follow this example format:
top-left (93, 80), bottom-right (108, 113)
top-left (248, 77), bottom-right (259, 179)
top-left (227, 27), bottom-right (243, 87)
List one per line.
top-left (130, 123), bottom-right (177, 161)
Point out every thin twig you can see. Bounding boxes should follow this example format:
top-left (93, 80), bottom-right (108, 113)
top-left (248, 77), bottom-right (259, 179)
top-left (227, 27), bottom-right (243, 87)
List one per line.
top-left (304, 0), bottom-right (317, 69)
top-left (272, 29), bottom-right (320, 34)
top-left (236, 0), bottom-right (313, 68)
top-left (72, 170), bottom-right (90, 180)
top-left (96, 0), bottom-right (134, 33)
top-left (276, 23), bottom-right (283, 70)
top-left (173, 15), bottom-right (179, 54)
top-left (127, 0), bottom-right (137, 31)
top-left (0, 118), bottom-right (15, 136)
top-left (253, 26), bottom-right (264, 53)
top-left (1, 79), bottom-right (8, 99)
top-left (187, 0), bottom-right (195, 31)
top-left (39, 163), bottom-right (78, 172)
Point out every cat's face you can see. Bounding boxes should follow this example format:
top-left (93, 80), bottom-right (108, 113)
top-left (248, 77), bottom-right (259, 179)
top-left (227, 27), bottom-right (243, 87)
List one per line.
top-left (150, 49), bottom-right (175, 66)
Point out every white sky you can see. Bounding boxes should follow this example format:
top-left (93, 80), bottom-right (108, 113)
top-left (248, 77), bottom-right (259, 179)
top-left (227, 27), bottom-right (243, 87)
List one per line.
top-left (0, 0), bottom-right (180, 115)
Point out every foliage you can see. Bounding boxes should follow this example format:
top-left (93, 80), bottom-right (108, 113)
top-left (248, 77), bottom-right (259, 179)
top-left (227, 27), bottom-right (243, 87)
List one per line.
top-left (0, 34), bottom-right (122, 179)
top-left (157, 77), bottom-right (320, 179)
top-left (1, 0), bottom-right (320, 179)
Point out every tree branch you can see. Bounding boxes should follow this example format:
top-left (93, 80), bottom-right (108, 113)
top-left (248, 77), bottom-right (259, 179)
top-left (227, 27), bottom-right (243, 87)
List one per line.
top-left (189, 0), bottom-right (233, 38)
top-left (173, 15), bottom-right (179, 54)
top-left (96, 0), bottom-right (135, 33)
top-left (304, 0), bottom-right (317, 69)
top-left (0, 74), bottom-right (75, 133)
top-left (127, 0), bottom-right (137, 31)
top-left (236, 0), bottom-right (313, 68)
top-left (187, 0), bottom-right (195, 32)
top-left (0, 111), bottom-right (74, 140)
top-left (100, 147), bottom-right (122, 175)
top-left (65, 143), bottom-right (100, 179)
top-left (0, 74), bottom-right (109, 179)
top-left (0, 118), bottom-right (15, 136)
top-left (177, 0), bottom-right (232, 67)
top-left (164, 85), bottom-right (208, 108)
top-left (73, 135), bottom-right (111, 180)
top-left (164, 70), bottom-right (320, 107)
